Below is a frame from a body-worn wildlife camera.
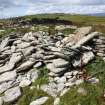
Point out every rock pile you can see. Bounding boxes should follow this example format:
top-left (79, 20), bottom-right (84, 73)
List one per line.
top-left (0, 26), bottom-right (104, 105)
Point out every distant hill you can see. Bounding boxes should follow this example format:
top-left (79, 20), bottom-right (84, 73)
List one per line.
top-left (88, 13), bottom-right (105, 16)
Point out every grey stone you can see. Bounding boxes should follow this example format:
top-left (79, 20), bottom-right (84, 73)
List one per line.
top-left (3, 86), bottom-right (21, 102)
top-left (57, 83), bottom-right (65, 92)
top-left (53, 58), bottom-right (69, 68)
top-left (87, 77), bottom-right (99, 84)
top-left (17, 60), bottom-right (35, 72)
top-left (72, 51), bottom-right (94, 67)
top-left (17, 42), bottom-right (31, 49)
top-left (27, 70), bottom-right (39, 82)
top-left (22, 32), bottom-right (35, 42)
top-left (41, 83), bottom-right (58, 97)
top-left (0, 53), bottom-right (22, 73)
top-left (0, 81), bottom-right (14, 94)
top-left (22, 46), bottom-right (36, 56)
top-left (0, 71), bottom-right (17, 83)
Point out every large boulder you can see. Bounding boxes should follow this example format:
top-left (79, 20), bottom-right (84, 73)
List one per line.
top-left (30, 97), bottom-right (48, 105)
top-left (3, 86), bottom-right (21, 102)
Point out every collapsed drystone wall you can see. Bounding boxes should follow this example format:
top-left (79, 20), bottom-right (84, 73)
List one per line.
top-left (0, 26), bottom-right (104, 105)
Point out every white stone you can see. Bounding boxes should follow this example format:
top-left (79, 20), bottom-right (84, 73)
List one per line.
top-left (0, 71), bottom-right (17, 83)
top-left (30, 97), bottom-right (48, 105)
top-left (34, 62), bottom-right (42, 68)
top-left (19, 79), bottom-right (31, 87)
top-left (54, 97), bottom-right (60, 105)
top-left (22, 32), bottom-right (35, 42)
top-left (0, 37), bottom-right (9, 51)
top-left (3, 86), bottom-right (21, 102)
top-left (88, 77), bottom-right (99, 84)
top-left (56, 76), bottom-right (66, 83)
top-left (0, 97), bottom-right (3, 105)
top-left (75, 79), bottom-right (84, 85)
top-left (57, 83), bottom-right (65, 92)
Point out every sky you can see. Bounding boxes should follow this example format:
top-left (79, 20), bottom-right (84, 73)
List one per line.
top-left (0, 0), bottom-right (105, 18)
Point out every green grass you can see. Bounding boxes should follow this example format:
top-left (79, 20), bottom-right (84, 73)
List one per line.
top-left (17, 86), bottom-right (54, 105)
top-left (0, 28), bottom-right (16, 38)
top-left (59, 57), bottom-right (105, 105)
top-left (17, 67), bottom-right (51, 105)
top-left (61, 28), bottom-right (75, 36)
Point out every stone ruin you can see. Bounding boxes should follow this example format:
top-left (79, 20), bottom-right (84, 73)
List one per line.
top-left (0, 26), bottom-right (105, 105)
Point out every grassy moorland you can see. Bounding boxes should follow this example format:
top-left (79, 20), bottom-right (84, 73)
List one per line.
top-left (1, 14), bottom-right (105, 105)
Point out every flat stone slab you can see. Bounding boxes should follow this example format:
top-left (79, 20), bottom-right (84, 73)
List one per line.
top-left (30, 97), bottom-right (48, 105)
top-left (3, 86), bottom-right (21, 102)
top-left (0, 71), bottom-right (17, 83)
top-left (46, 63), bottom-right (67, 74)
top-left (53, 58), bottom-right (69, 68)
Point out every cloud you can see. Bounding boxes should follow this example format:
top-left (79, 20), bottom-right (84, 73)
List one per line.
top-left (29, 0), bottom-right (105, 5)
top-left (26, 0), bottom-right (105, 15)
top-left (1, 0), bottom-right (105, 18)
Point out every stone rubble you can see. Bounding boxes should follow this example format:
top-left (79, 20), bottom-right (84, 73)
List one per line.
top-left (29, 97), bottom-right (48, 105)
top-left (0, 26), bottom-right (104, 104)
